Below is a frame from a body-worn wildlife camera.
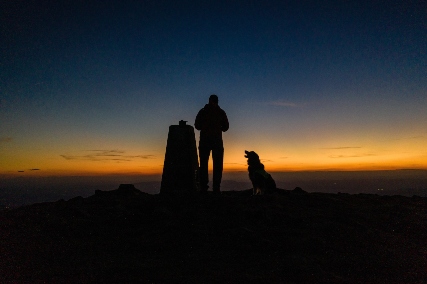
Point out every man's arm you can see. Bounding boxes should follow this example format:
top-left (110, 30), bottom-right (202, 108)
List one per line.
top-left (194, 109), bottom-right (204, 130)
top-left (221, 110), bottom-right (229, 132)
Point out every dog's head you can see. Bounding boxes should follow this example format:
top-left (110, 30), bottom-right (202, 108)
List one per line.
top-left (245, 150), bottom-right (260, 165)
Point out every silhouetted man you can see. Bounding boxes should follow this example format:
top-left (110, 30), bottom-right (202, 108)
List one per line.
top-left (195, 94), bottom-right (229, 193)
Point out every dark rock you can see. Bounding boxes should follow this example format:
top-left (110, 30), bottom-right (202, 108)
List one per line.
top-left (118, 183), bottom-right (136, 190)
top-left (292, 186), bottom-right (307, 194)
top-left (0, 186), bottom-right (426, 283)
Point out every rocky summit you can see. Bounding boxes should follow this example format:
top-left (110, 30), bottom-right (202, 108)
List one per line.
top-left (1, 185), bottom-right (426, 283)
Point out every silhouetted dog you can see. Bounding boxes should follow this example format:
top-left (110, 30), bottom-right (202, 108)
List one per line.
top-left (244, 150), bottom-right (276, 195)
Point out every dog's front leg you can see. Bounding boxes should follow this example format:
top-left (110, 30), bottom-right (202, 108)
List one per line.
top-left (254, 186), bottom-right (262, 195)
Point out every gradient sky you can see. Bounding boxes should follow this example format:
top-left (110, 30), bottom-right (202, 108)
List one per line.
top-left (1, 0), bottom-right (427, 177)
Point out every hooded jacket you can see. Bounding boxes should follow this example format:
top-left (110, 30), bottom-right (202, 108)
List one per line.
top-left (195, 103), bottom-right (229, 142)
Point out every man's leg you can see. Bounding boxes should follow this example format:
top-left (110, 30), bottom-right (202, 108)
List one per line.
top-left (212, 143), bottom-right (224, 192)
top-left (198, 142), bottom-right (211, 192)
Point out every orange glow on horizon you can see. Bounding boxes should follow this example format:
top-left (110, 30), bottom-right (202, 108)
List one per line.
top-left (2, 158), bottom-right (427, 178)
top-left (2, 137), bottom-right (427, 177)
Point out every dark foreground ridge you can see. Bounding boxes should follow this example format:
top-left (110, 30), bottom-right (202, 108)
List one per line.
top-left (1, 185), bottom-right (426, 283)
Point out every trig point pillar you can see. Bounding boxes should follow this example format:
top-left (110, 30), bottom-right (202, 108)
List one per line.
top-left (160, 120), bottom-right (199, 193)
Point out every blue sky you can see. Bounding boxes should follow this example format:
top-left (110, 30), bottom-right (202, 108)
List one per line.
top-left (1, 0), bottom-right (426, 176)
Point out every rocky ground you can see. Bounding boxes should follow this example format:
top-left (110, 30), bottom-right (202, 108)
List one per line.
top-left (1, 185), bottom-right (426, 283)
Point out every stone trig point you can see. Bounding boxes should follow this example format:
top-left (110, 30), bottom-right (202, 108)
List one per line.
top-left (160, 120), bottom-right (199, 193)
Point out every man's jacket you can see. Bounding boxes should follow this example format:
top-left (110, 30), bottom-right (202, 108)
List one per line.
top-left (195, 104), bottom-right (229, 142)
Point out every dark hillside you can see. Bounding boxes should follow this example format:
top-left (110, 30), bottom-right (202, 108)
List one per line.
top-left (1, 186), bottom-right (426, 283)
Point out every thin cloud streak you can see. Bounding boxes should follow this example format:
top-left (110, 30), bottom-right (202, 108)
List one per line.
top-left (321, 147), bottom-right (362, 150)
top-left (329, 154), bottom-right (376, 159)
top-left (0, 137), bottom-right (13, 143)
top-left (267, 101), bottom-right (300, 108)
top-left (382, 135), bottom-right (426, 142)
top-left (61, 150), bottom-right (155, 162)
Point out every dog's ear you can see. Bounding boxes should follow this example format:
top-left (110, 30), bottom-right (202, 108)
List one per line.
top-left (245, 150), bottom-right (249, 158)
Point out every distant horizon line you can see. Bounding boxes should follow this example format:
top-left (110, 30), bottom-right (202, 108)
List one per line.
top-left (1, 168), bottom-right (427, 180)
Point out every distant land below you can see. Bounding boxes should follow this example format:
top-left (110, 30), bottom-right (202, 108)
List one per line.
top-left (1, 169), bottom-right (426, 209)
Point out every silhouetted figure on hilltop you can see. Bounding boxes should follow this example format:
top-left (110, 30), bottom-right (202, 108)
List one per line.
top-left (195, 94), bottom-right (229, 193)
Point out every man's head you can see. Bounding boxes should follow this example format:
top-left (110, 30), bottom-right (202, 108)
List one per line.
top-left (209, 94), bottom-right (218, 105)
